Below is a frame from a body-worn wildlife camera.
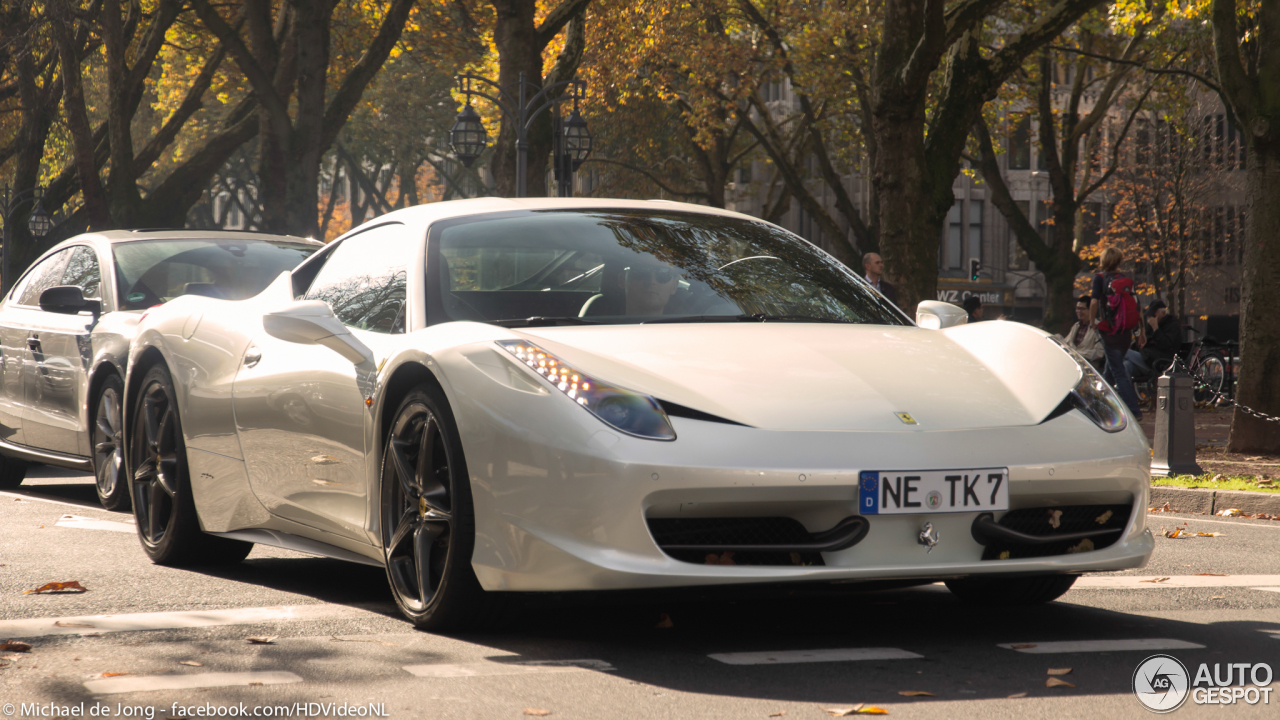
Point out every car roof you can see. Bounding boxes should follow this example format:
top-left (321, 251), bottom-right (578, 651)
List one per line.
top-left (78, 229), bottom-right (321, 246)
top-left (348, 197), bottom-right (760, 234)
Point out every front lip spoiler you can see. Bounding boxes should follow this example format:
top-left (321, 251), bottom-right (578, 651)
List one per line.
top-left (661, 515), bottom-right (870, 554)
top-left (970, 512), bottom-right (1123, 546)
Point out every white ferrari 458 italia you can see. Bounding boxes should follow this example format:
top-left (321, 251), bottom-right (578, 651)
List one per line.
top-left (124, 198), bottom-right (1153, 630)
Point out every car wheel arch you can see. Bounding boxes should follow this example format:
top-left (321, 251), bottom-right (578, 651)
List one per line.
top-left (124, 346), bottom-right (168, 441)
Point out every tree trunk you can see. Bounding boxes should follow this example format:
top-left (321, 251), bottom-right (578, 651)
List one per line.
top-left (1227, 141), bottom-right (1280, 453)
top-left (52, 9), bottom-right (110, 231)
top-left (491, 0), bottom-right (547, 197)
top-left (870, 100), bottom-right (933, 311)
top-left (102, 0), bottom-right (143, 228)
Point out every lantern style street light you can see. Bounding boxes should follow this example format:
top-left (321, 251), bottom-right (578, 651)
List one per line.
top-left (2, 185), bottom-right (52, 295)
top-left (449, 72), bottom-right (591, 197)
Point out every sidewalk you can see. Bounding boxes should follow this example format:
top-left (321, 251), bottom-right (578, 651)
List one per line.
top-left (1138, 406), bottom-right (1280, 479)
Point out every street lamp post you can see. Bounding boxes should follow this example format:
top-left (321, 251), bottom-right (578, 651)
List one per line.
top-left (1, 185), bottom-right (52, 295)
top-left (449, 72), bottom-right (591, 198)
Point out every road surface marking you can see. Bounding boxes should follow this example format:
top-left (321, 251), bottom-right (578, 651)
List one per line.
top-left (1251, 587), bottom-right (1280, 593)
top-left (55, 513), bottom-right (136, 533)
top-left (0, 605), bottom-right (375, 638)
top-left (708, 648), bottom-right (924, 665)
top-left (1075, 575), bottom-right (1280, 589)
top-left (404, 659), bottom-right (613, 678)
top-left (0, 489), bottom-right (105, 510)
top-left (84, 671), bottom-right (302, 694)
top-left (998, 639), bottom-right (1205, 653)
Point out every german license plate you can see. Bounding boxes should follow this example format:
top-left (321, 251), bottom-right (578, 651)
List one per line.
top-left (858, 469), bottom-right (1009, 515)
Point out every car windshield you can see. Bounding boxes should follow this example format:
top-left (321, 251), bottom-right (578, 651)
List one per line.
top-left (434, 209), bottom-right (906, 326)
top-left (112, 238), bottom-right (318, 310)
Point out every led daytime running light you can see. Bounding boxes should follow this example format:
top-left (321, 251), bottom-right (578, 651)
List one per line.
top-left (496, 340), bottom-right (676, 440)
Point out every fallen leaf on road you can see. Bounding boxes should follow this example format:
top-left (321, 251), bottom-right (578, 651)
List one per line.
top-left (1007, 692), bottom-right (1027, 699)
top-left (1149, 502), bottom-right (1176, 513)
top-left (998, 550), bottom-right (1010, 560)
top-left (1212, 596), bottom-right (1225, 600)
top-left (1047, 668), bottom-right (1072, 676)
top-left (1196, 572), bottom-right (1228, 576)
top-left (246, 636), bottom-right (278, 644)
top-left (654, 613), bottom-right (673, 629)
top-left (1162, 527), bottom-right (1187, 538)
top-left (54, 621), bottom-right (94, 628)
top-left (1010, 644), bottom-right (1037, 649)
top-left (522, 710), bottom-right (551, 717)
top-left (23, 581), bottom-right (87, 594)
top-left (897, 691), bottom-right (934, 697)
top-left (1216, 508), bottom-right (1242, 517)
top-left (99, 672), bottom-right (130, 677)
top-left (823, 706), bottom-right (888, 716)
top-left (768, 712), bottom-right (786, 717)
top-left (1211, 474), bottom-right (1224, 482)
top-left (1196, 532), bottom-right (1225, 537)
top-left (1140, 577), bottom-right (1171, 583)
top-left (248, 681), bottom-right (264, 686)
top-left (1095, 510), bottom-right (1113, 524)
top-left (1045, 677), bottom-right (1075, 688)
top-left (1048, 510), bottom-right (1062, 529)
top-left (0, 641), bottom-right (31, 652)
top-left (309, 455), bottom-right (341, 465)
top-left (180, 661), bottom-right (203, 667)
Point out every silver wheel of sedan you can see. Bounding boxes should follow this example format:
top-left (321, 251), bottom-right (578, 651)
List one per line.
top-left (381, 385), bottom-right (489, 630)
top-left (92, 375), bottom-right (130, 510)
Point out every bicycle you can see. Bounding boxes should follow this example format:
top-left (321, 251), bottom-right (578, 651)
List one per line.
top-left (1131, 326), bottom-right (1228, 407)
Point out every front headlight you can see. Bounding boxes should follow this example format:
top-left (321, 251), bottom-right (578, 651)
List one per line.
top-left (496, 340), bottom-right (676, 441)
top-left (1048, 336), bottom-right (1127, 433)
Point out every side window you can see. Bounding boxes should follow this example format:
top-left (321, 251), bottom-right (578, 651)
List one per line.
top-left (61, 246), bottom-right (102, 300)
top-left (303, 224), bottom-right (411, 334)
top-left (16, 249), bottom-right (73, 306)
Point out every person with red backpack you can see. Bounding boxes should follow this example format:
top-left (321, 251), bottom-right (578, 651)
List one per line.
top-left (1089, 247), bottom-right (1147, 419)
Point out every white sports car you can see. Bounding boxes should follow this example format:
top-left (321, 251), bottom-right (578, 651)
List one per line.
top-left (125, 198), bottom-right (1153, 630)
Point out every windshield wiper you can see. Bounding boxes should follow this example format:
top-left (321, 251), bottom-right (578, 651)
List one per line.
top-left (492, 316), bottom-right (602, 327)
top-left (643, 313), bottom-right (855, 324)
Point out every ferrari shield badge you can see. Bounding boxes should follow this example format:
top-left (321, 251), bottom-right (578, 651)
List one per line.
top-left (896, 412), bottom-right (918, 425)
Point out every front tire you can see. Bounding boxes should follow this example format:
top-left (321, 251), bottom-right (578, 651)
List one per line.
top-left (381, 384), bottom-right (490, 631)
top-left (129, 365), bottom-right (252, 565)
top-left (92, 374), bottom-right (130, 510)
top-left (945, 574), bottom-right (1078, 605)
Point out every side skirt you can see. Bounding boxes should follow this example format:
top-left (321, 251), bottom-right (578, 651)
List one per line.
top-left (206, 528), bottom-right (385, 568)
top-left (0, 437), bottom-right (93, 472)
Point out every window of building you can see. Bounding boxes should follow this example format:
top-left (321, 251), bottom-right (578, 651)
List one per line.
top-left (946, 200), bottom-right (962, 269)
top-left (1010, 201), bottom-right (1031, 270)
top-left (1007, 114), bottom-right (1031, 170)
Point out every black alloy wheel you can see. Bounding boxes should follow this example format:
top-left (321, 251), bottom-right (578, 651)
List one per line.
top-left (381, 385), bottom-right (488, 630)
top-left (93, 375), bottom-right (130, 510)
top-left (129, 365), bottom-right (251, 565)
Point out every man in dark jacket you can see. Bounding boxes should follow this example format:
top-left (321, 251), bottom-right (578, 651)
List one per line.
top-left (1141, 300), bottom-right (1182, 374)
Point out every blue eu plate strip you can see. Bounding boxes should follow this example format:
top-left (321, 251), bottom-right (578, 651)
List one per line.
top-left (859, 471), bottom-right (879, 515)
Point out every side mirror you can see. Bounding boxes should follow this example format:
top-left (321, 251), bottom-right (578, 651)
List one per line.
top-left (40, 285), bottom-right (101, 319)
top-left (263, 300), bottom-right (375, 366)
top-left (916, 300), bottom-right (968, 330)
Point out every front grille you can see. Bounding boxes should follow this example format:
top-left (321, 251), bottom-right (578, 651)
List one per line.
top-left (646, 517), bottom-right (826, 567)
top-left (982, 503), bottom-right (1132, 560)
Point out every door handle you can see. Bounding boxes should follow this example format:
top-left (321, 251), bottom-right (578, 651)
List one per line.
top-left (243, 346), bottom-right (262, 368)
top-left (27, 335), bottom-right (41, 351)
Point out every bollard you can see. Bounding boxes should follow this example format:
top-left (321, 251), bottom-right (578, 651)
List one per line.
top-left (1150, 369), bottom-right (1204, 477)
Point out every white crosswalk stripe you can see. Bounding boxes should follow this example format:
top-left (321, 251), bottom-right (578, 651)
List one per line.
top-left (84, 671), bottom-right (303, 694)
top-left (54, 513), bottom-right (136, 533)
top-left (0, 605), bottom-right (379, 638)
top-left (404, 659), bottom-right (614, 677)
top-left (708, 648), bottom-right (923, 665)
top-left (1075, 574), bottom-right (1280, 589)
top-left (998, 639), bottom-right (1205, 653)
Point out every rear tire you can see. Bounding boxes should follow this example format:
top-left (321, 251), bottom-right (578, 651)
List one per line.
top-left (945, 574), bottom-right (1078, 605)
top-left (129, 364), bottom-right (252, 565)
top-left (92, 374), bottom-right (130, 511)
top-left (380, 384), bottom-right (492, 631)
top-left (0, 453), bottom-right (26, 490)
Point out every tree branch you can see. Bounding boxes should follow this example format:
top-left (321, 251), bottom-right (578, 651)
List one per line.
top-left (579, 157), bottom-right (710, 200)
top-left (537, 0), bottom-right (592, 48)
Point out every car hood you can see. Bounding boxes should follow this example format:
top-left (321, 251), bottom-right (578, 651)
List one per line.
top-left (516, 321), bottom-right (1081, 432)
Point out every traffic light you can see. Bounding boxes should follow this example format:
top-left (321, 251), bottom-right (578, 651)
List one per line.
top-left (969, 258), bottom-right (981, 281)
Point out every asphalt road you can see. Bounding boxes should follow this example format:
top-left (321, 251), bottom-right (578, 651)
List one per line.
top-left (3, 466), bottom-right (1279, 720)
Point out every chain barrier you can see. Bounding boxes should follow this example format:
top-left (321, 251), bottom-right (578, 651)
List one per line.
top-left (1167, 355), bottom-right (1280, 425)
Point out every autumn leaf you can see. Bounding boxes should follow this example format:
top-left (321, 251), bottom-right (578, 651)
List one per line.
top-left (0, 641), bottom-right (32, 652)
top-left (1007, 692), bottom-right (1028, 699)
top-left (1048, 509), bottom-right (1062, 528)
top-left (1045, 677), bottom-right (1075, 688)
top-left (897, 691), bottom-right (935, 697)
top-left (523, 710), bottom-right (551, 717)
top-left (768, 712), bottom-right (786, 717)
top-left (1195, 532), bottom-right (1225, 537)
top-left (180, 661), bottom-right (203, 666)
top-left (54, 621), bottom-right (95, 628)
top-left (100, 672), bottom-right (130, 677)
top-left (1095, 510), bottom-right (1113, 524)
top-left (246, 636), bottom-right (278, 644)
top-left (1140, 577), bottom-right (1171, 583)
top-left (23, 581), bottom-right (87, 594)
top-left (1047, 668), bottom-right (1072, 675)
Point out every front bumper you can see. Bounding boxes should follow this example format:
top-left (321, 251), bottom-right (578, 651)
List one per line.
top-left (447, 353), bottom-right (1153, 592)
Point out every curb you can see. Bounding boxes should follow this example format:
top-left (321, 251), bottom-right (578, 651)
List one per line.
top-left (1150, 485), bottom-right (1280, 517)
